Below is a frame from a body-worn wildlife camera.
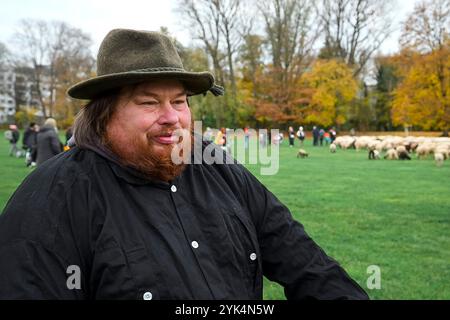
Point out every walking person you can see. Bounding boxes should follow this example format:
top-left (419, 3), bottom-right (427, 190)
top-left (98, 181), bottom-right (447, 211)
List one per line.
top-left (36, 118), bottom-right (63, 166)
top-left (7, 125), bottom-right (20, 157)
top-left (319, 128), bottom-right (325, 146)
top-left (288, 126), bottom-right (295, 148)
top-left (22, 122), bottom-right (39, 167)
top-left (312, 126), bottom-right (320, 146)
top-left (296, 126), bottom-right (305, 146)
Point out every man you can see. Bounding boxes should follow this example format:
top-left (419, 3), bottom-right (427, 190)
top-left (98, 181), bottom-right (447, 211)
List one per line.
top-left (36, 118), bottom-right (63, 166)
top-left (312, 126), bottom-right (320, 146)
top-left (22, 122), bottom-right (39, 166)
top-left (319, 128), bottom-right (325, 146)
top-left (7, 124), bottom-right (20, 157)
top-left (0, 29), bottom-right (368, 300)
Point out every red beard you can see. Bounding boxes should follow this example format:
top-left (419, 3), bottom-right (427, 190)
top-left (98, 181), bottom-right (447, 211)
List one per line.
top-left (106, 126), bottom-right (192, 182)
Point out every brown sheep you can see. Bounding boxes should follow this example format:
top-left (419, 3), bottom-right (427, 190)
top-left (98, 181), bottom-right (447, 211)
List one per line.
top-left (297, 149), bottom-right (309, 158)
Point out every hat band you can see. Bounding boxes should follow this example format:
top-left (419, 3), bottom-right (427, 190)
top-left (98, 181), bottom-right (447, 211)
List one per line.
top-left (123, 66), bottom-right (187, 73)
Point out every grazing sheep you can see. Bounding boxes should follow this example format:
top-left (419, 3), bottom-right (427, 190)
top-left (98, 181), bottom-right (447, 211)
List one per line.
top-left (416, 144), bottom-right (432, 159)
top-left (396, 145), bottom-right (411, 160)
top-left (334, 136), bottom-right (355, 150)
top-left (384, 148), bottom-right (399, 160)
top-left (435, 152), bottom-right (444, 167)
top-left (297, 149), bottom-right (309, 158)
top-left (409, 142), bottom-right (419, 152)
top-left (330, 143), bottom-right (337, 153)
top-left (368, 149), bottom-right (380, 160)
top-left (435, 146), bottom-right (449, 160)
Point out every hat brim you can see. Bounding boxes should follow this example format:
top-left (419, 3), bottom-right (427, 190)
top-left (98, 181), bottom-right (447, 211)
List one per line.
top-left (67, 70), bottom-right (215, 100)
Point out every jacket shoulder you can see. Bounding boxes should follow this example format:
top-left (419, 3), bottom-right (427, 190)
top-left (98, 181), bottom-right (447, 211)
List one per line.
top-left (0, 148), bottom-right (107, 248)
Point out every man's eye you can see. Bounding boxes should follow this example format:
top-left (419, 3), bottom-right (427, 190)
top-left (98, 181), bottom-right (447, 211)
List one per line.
top-left (173, 100), bottom-right (185, 104)
top-left (141, 101), bottom-right (158, 105)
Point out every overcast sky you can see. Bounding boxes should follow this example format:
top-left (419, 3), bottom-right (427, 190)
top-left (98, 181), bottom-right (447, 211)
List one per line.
top-left (0, 0), bottom-right (419, 56)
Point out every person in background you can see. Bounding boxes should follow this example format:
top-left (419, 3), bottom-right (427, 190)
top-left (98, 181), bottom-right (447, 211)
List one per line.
top-left (312, 126), bottom-right (320, 146)
top-left (23, 122), bottom-right (39, 167)
top-left (7, 124), bottom-right (20, 157)
top-left (36, 118), bottom-right (63, 166)
top-left (244, 127), bottom-right (250, 150)
top-left (288, 126), bottom-right (295, 148)
top-left (296, 126), bottom-right (305, 146)
top-left (329, 127), bottom-right (337, 143)
top-left (319, 128), bottom-right (325, 146)
top-left (324, 131), bottom-right (331, 145)
top-left (350, 128), bottom-right (356, 136)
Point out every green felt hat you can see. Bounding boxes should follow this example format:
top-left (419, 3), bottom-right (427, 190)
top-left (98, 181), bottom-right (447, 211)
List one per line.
top-left (68, 29), bottom-right (224, 99)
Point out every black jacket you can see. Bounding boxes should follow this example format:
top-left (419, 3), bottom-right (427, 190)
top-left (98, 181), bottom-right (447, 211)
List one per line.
top-left (36, 125), bottom-right (62, 165)
top-left (0, 144), bottom-right (368, 300)
top-left (23, 128), bottom-right (37, 149)
top-left (10, 130), bottom-right (20, 144)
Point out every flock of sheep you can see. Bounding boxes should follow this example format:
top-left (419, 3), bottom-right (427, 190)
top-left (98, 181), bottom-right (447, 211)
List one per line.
top-left (329, 135), bottom-right (450, 167)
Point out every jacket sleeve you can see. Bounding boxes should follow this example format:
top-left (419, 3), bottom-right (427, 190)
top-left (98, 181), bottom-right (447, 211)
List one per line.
top-left (0, 240), bottom-right (83, 299)
top-left (239, 166), bottom-right (369, 300)
top-left (50, 132), bottom-right (62, 155)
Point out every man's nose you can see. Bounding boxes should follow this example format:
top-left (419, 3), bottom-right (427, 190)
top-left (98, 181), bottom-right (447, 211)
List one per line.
top-left (157, 101), bottom-right (179, 125)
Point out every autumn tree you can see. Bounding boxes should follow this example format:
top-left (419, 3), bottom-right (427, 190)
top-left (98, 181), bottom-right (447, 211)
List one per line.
top-left (392, 0), bottom-right (450, 131)
top-left (372, 56), bottom-right (399, 130)
top-left (392, 47), bottom-right (450, 130)
top-left (238, 34), bottom-right (264, 99)
top-left (300, 59), bottom-right (358, 128)
top-left (182, 46), bottom-right (221, 127)
top-left (249, 0), bottom-right (318, 127)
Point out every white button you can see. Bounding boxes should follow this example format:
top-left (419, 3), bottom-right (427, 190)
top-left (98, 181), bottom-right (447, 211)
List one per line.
top-left (250, 253), bottom-right (257, 261)
top-left (171, 185), bottom-right (177, 192)
top-left (143, 291), bottom-right (152, 300)
top-left (191, 241), bottom-right (199, 249)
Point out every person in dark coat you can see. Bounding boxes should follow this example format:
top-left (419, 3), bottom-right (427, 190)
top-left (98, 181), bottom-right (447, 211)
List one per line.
top-left (312, 126), bottom-right (320, 146)
top-left (22, 122), bottom-right (39, 166)
top-left (288, 126), bottom-right (295, 147)
top-left (0, 29), bottom-right (368, 300)
top-left (36, 118), bottom-right (62, 166)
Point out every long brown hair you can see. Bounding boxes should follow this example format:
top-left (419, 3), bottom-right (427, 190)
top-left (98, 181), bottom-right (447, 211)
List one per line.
top-left (73, 91), bottom-right (121, 148)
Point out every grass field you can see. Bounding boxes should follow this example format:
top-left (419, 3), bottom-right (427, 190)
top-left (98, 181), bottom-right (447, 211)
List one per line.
top-left (1, 131), bottom-right (450, 299)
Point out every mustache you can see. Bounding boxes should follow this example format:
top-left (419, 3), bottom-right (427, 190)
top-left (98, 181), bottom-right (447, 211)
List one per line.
top-left (146, 126), bottom-right (192, 144)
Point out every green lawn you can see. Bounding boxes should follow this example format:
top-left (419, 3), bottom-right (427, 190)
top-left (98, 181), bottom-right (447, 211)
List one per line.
top-left (1, 131), bottom-right (450, 299)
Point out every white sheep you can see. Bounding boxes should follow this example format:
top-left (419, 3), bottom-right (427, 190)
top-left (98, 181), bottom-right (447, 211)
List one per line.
top-left (330, 143), bottom-right (337, 153)
top-left (435, 152), bottom-right (444, 167)
top-left (384, 148), bottom-right (398, 160)
top-left (416, 143), bottom-right (433, 159)
top-left (368, 149), bottom-right (380, 160)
